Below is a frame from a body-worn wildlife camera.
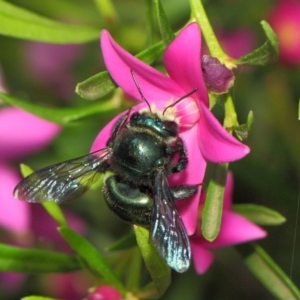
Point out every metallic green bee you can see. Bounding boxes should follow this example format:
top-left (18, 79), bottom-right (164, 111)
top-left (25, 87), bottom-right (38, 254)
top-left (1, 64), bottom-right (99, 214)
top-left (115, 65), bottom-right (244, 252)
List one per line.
top-left (14, 71), bottom-right (198, 273)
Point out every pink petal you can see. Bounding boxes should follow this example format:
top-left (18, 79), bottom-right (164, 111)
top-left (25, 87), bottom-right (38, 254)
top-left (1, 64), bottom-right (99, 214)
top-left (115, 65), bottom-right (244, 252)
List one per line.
top-left (198, 102), bottom-right (250, 163)
top-left (0, 163), bottom-right (30, 233)
top-left (190, 237), bottom-right (215, 274)
top-left (164, 23), bottom-right (209, 107)
top-left (0, 107), bottom-right (61, 160)
top-left (101, 31), bottom-right (183, 103)
top-left (170, 125), bottom-right (207, 235)
top-left (202, 211), bottom-right (267, 248)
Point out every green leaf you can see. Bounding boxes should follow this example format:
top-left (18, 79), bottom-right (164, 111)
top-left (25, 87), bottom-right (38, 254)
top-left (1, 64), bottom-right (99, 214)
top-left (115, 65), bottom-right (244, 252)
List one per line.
top-left (22, 296), bottom-right (59, 300)
top-left (59, 226), bottom-right (125, 292)
top-left (20, 163), bottom-right (33, 177)
top-left (42, 202), bottom-right (69, 227)
top-left (75, 71), bottom-right (117, 101)
top-left (233, 204), bottom-right (286, 226)
top-left (76, 41), bottom-right (165, 100)
top-left (0, 243), bottom-right (81, 273)
top-left (134, 226), bottom-right (171, 299)
top-left (202, 164), bottom-right (228, 241)
top-left (234, 110), bottom-right (254, 141)
top-left (107, 232), bottom-right (137, 251)
top-left (0, 92), bottom-right (116, 125)
top-left (0, 1), bottom-right (99, 43)
top-left (154, 0), bottom-right (175, 45)
top-left (298, 98), bottom-right (300, 120)
top-left (241, 244), bottom-right (300, 300)
top-left (237, 21), bottom-right (279, 66)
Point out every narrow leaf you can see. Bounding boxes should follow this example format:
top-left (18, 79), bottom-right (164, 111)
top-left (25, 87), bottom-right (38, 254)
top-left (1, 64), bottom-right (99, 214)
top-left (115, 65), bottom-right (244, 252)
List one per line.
top-left (233, 204), bottom-right (286, 226)
top-left (42, 203), bottom-right (69, 227)
top-left (298, 98), bottom-right (300, 120)
top-left (0, 1), bottom-right (99, 43)
top-left (154, 0), bottom-right (175, 45)
top-left (202, 164), bottom-right (228, 241)
top-left (0, 243), bottom-right (81, 273)
top-left (22, 296), bottom-right (59, 300)
top-left (0, 93), bottom-right (116, 125)
top-left (59, 226), bottom-right (125, 292)
top-left (76, 41), bottom-right (165, 100)
top-left (134, 226), bottom-right (171, 299)
top-left (237, 21), bottom-right (279, 66)
top-left (241, 244), bottom-right (300, 300)
top-left (107, 233), bottom-right (137, 251)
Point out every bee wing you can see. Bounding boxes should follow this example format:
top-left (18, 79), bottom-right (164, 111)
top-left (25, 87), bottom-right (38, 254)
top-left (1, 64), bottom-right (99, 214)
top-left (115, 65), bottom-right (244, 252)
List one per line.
top-left (150, 170), bottom-right (191, 273)
top-left (14, 148), bottom-right (111, 204)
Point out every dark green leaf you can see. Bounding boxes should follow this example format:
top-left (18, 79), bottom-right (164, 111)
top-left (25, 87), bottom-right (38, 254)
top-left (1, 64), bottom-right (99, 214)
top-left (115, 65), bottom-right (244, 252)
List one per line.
top-left (107, 232), bottom-right (137, 251)
top-left (76, 41), bottom-right (165, 100)
top-left (134, 226), bottom-right (171, 299)
top-left (202, 164), bottom-right (228, 241)
top-left (233, 204), bottom-right (286, 226)
top-left (0, 1), bottom-right (99, 43)
top-left (237, 21), bottom-right (279, 66)
top-left (0, 92), bottom-right (116, 125)
top-left (0, 243), bottom-right (81, 273)
top-left (241, 244), bottom-right (300, 300)
top-left (59, 226), bottom-right (125, 292)
top-left (154, 0), bottom-right (175, 45)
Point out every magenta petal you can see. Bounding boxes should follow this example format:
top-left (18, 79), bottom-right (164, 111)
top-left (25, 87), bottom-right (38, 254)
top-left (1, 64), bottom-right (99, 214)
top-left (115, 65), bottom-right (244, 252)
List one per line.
top-left (204, 211), bottom-right (267, 248)
top-left (101, 31), bottom-right (183, 103)
top-left (170, 125), bottom-right (206, 235)
top-left (164, 23), bottom-right (209, 106)
top-left (190, 237), bottom-right (215, 274)
top-left (0, 107), bottom-right (60, 160)
top-left (0, 163), bottom-right (30, 233)
top-left (198, 102), bottom-right (250, 163)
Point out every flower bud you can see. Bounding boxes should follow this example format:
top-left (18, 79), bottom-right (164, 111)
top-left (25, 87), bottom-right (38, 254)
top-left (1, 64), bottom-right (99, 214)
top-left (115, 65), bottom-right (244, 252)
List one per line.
top-left (202, 55), bottom-right (235, 94)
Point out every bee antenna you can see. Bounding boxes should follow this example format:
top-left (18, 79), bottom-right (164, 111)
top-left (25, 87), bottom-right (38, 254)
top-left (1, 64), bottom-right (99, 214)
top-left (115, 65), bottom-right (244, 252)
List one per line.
top-left (163, 88), bottom-right (198, 115)
top-left (130, 69), bottom-right (152, 113)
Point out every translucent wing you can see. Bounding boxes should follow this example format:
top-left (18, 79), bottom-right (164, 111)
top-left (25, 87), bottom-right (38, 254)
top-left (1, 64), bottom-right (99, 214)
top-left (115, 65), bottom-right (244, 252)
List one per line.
top-left (14, 148), bottom-right (111, 204)
top-left (151, 170), bottom-right (191, 273)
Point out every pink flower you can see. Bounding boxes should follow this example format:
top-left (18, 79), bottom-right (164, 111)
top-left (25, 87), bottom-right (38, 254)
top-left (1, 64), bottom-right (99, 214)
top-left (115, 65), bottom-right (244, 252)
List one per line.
top-left (268, 0), bottom-right (300, 65)
top-left (0, 106), bottom-right (61, 233)
top-left (87, 285), bottom-right (122, 300)
top-left (91, 22), bottom-right (250, 234)
top-left (190, 172), bottom-right (267, 274)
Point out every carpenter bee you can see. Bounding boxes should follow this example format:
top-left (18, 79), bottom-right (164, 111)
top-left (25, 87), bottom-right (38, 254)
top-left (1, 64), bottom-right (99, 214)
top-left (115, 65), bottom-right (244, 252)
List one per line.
top-left (14, 70), bottom-right (199, 273)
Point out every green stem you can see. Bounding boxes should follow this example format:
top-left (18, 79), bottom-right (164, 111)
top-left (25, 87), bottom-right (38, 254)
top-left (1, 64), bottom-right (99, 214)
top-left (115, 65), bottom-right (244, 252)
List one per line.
top-left (189, 0), bottom-right (226, 60)
top-left (224, 93), bottom-right (239, 131)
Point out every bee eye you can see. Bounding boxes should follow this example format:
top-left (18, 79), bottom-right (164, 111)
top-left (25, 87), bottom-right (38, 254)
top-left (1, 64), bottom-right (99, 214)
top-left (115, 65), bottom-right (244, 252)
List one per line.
top-left (162, 121), bottom-right (178, 134)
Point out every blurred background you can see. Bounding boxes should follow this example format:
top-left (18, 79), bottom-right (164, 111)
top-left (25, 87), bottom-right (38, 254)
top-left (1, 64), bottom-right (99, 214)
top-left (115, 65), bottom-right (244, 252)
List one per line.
top-left (0, 0), bottom-right (300, 299)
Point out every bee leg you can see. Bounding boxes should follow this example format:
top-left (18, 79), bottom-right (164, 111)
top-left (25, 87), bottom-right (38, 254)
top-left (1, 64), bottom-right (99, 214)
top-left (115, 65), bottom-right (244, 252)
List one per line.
top-left (166, 138), bottom-right (188, 173)
top-left (106, 109), bottom-right (132, 147)
top-left (102, 175), bottom-right (152, 226)
top-left (170, 185), bottom-right (199, 200)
